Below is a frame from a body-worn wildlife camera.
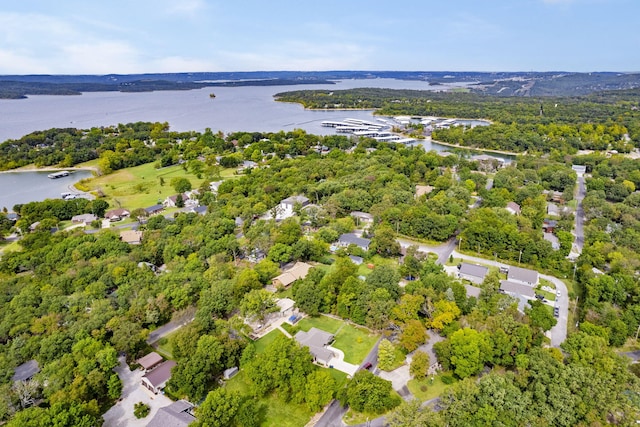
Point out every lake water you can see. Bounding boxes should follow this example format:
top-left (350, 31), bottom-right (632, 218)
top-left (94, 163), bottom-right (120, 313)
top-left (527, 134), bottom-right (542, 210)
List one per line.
top-left (0, 170), bottom-right (94, 211)
top-left (0, 78), bottom-right (509, 209)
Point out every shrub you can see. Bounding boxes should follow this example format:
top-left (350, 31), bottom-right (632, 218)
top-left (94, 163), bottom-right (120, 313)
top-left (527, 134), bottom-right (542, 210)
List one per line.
top-left (134, 402), bottom-right (150, 419)
top-left (441, 374), bottom-right (455, 385)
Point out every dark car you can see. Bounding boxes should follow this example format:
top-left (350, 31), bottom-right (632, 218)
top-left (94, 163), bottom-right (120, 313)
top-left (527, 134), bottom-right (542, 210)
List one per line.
top-left (363, 362), bottom-right (372, 370)
top-left (553, 307), bottom-right (560, 317)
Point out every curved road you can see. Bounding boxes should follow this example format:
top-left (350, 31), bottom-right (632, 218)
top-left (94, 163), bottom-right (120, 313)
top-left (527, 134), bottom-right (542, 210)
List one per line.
top-left (573, 174), bottom-right (586, 255)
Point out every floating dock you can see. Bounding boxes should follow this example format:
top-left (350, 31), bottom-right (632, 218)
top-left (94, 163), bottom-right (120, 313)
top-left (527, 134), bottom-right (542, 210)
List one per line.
top-left (47, 171), bottom-right (70, 179)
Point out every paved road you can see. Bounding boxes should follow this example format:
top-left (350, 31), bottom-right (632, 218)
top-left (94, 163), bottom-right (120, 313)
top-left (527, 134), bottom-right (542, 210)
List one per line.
top-left (450, 250), bottom-right (568, 347)
top-left (397, 236), bottom-right (457, 265)
top-left (573, 174), bottom-right (586, 255)
top-left (146, 312), bottom-right (195, 345)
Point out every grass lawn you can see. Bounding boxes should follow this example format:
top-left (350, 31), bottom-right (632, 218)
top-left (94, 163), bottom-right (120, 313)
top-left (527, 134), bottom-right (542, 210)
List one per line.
top-left (225, 371), bottom-right (315, 427)
top-left (408, 372), bottom-right (458, 401)
top-left (254, 329), bottom-right (287, 354)
top-left (297, 315), bottom-right (344, 335)
top-left (153, 328), bottom-right (182, 359)
top-left (333, 324), bottom-right (378, 365)
top-left (79, 163), bottom-right (237, 211)
top-left (297, 316), bottom-right (378, 365)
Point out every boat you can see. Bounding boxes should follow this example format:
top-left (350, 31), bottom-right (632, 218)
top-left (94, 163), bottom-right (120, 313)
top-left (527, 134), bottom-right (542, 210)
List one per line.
top-left (48, 171), bottom-right (70, 179)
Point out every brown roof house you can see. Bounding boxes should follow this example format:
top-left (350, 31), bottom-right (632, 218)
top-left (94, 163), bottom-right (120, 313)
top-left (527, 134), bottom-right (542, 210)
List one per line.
top-left (272, 262), bottom-right (312, 288)
top-left (146, 400), bottom-right (195, 427)
top-left (141, 360), bottom-right (176, 394)
top-left (295, 327), bottom-right (335, 366)
top-left (105, 208), bottom-right (130, 222)
top-left (137, 352), bottom-right (163, 372)
top-left (120, 229), bottom-right (143, 245)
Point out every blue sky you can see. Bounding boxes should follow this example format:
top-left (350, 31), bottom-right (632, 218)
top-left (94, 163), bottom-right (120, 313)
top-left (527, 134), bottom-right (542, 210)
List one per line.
top-left (0, 0), bottom-right (637, 74)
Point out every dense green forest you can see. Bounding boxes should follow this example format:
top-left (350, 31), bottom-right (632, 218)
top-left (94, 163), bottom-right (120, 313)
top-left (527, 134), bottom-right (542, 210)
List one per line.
top-left (1, 123), bottom-right (640, 425)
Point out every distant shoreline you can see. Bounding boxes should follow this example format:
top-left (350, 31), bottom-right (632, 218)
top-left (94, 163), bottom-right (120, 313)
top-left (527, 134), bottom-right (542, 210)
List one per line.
top-left (0, 166), bottom-right (99, 175)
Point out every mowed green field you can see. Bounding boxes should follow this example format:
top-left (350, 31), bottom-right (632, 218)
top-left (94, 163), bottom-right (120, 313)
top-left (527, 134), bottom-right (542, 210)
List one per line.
top-left (79, 163), bottom-right (209, 211)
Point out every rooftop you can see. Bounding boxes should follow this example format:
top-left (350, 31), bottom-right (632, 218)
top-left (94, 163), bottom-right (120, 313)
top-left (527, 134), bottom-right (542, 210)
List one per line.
top-left (338, 233), bottom-right (371, 249)
top-left (143, 360), bottom-right (177, 388)
top-left (146, 400), bottom-right (196, 427)
top-left (500, 280), bottom-right (535, 298)
top-left (12, 360), bottom-right (39, 382)
top-left (507, 266), bottom-right (539, 285)
top-left (459, 262), bottom-right (489, 279)
top-left (281, 195), bottom-right (310, 205)
top-left (137, 352), bottom-right (163, 370)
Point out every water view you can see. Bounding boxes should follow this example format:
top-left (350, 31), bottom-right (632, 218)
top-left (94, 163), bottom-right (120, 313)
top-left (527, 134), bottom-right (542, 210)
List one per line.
top-left (0, 170), bottom-right (94, 211)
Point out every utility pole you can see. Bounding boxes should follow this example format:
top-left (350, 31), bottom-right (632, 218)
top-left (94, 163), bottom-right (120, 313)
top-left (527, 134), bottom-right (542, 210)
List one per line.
top-left (519, 249), bottom-right (522, 264)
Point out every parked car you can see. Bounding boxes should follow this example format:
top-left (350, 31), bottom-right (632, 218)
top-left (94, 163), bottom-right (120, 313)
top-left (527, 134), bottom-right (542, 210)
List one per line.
top-left (363, 362), bottom-right (372, 370)
top-left (553, 307), bottom-right (560, 317)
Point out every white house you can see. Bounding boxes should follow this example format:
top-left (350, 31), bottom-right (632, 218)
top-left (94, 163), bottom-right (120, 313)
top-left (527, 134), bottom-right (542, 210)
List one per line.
top-left (277, 195), bottom-right (310, 220)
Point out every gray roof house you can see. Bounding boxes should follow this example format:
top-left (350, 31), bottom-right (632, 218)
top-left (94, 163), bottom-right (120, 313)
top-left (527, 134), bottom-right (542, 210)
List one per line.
top-left (295, 328), bottom-right (335, 366)
top-left (12, 360), bottom-right (39, 382)
top-left (350, 211), bottom-right (374, 224)
top-left (507, 266), bottom-right (539, 286)
top-left (500, 280), bottom-right (536, 299)
top-left (144, 204), bottom-right (164, 215)
top-left (71, 213), bottom-right (98, 225)
top-left (137, 352), bottom-right (163, 372)
top-left (337, 233), bottom-right (371, 251)
top-left (146, 400), bottom-right (196, 427)
top-left (223, 367), bottom-right (239, 380)
top-left (458, 263), bottom-right (489, 285)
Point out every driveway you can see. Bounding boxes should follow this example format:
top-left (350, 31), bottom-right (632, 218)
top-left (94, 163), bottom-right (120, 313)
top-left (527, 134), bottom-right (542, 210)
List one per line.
top-left (397, 236), bottom-right (457, 265)
top-left (327, 346), bottom-right (359, 376)
top-left (102, 356), bottom-right (173, 427)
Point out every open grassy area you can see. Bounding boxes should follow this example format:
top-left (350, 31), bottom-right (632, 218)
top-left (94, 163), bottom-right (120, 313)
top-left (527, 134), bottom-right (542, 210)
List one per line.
top-left (333, 324), bottom-right (379, 365)
top-left (224, 371), bottom-right (315, 427)
top-left (254, 329), bottom-right (287, 354)
top-left (407, 372), bottom-right (458, 401)
top-left (79, 162), bottom-right (237, 211)
top-left (297, 315), bottom-right (344, 335)
top-left (297, 315), bottom-right (378, 365)
top-left (153, 328), bottom-right (183, 359)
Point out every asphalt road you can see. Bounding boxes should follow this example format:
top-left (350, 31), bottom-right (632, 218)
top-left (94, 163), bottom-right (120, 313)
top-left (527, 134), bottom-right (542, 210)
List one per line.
top-left (397, 236), bottom-right (457, 265)
top-left (573, 175), bottom-right (586, 254)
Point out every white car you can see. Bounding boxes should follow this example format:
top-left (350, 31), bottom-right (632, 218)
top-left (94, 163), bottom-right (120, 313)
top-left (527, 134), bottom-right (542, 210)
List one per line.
top-left (556, 290), bottom-right (560, 298)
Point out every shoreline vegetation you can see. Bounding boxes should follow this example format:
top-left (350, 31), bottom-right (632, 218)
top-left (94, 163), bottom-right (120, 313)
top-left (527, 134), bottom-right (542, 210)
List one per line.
top-left (0, 166), bottom-right (99, 174)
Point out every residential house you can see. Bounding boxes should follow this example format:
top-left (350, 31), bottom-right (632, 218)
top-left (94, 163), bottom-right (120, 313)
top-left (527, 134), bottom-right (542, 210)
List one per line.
top-left (238, 160), bottom-right (258, 172)
top-left (544, 232), bottom-right (561, 250)
top-left (415, 185), bottom-right (434, 198)
top-left (547, 203), bottom-right (560, 217)
top-left (350, 211), bottom-right (374, 226)
top-left (209, 180), bottom-right (223, 194)
top-left (464, 284), bottom-right (482, 299)
top-left (12, 360), bottom-right (39, 382)
top-left (295, 327), bottom-right (335, 366)
top-left (164, 193), bottom-right (198, 208)
top-left (120, 230), bottom-right (143, 245)
top-left (105, 208), bottom-right (130, 222)
top-left (190, 205), bottom-right (208, 216)
top-left (505, 202), bottom-right (521, 215)
top-left (499, 280), bottom-right (536, 299)
top-left (272, 262), bottom-right (312, 288)
top-left (507, 266), bottom-right (539, 287)
top-left (349, 255), bottom-right (364, 265)
top-left (471, 154), bottom-right (504, 172)
top-left (6, 212), bottom-right (19, 222)
top-left (71, 213), bottom-right (98, 225)
top-left (458, 263), bottom-right (489, 285)
top-left (337, 233), bottom-right (371, 251)
top-left (276, 298), bottom-right (296, 317)
top-left (277, 195), bottom-right (310, 220)
top-left (542, 219), bottom-right (558, 233)
top-left (144, 204), bottom-right (164, 216)
top-left (141, 360), bottom-right (176, 394)
top-left (137, 352), bottom-right (163, 372)
top-left (146, 400), bottom-right (196, 427)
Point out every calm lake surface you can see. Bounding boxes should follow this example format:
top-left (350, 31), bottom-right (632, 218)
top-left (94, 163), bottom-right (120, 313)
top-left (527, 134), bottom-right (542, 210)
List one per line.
top-left (0, 78), bottom-right (508, 209)
top-left (0, 170), bottom-right (94, 211)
